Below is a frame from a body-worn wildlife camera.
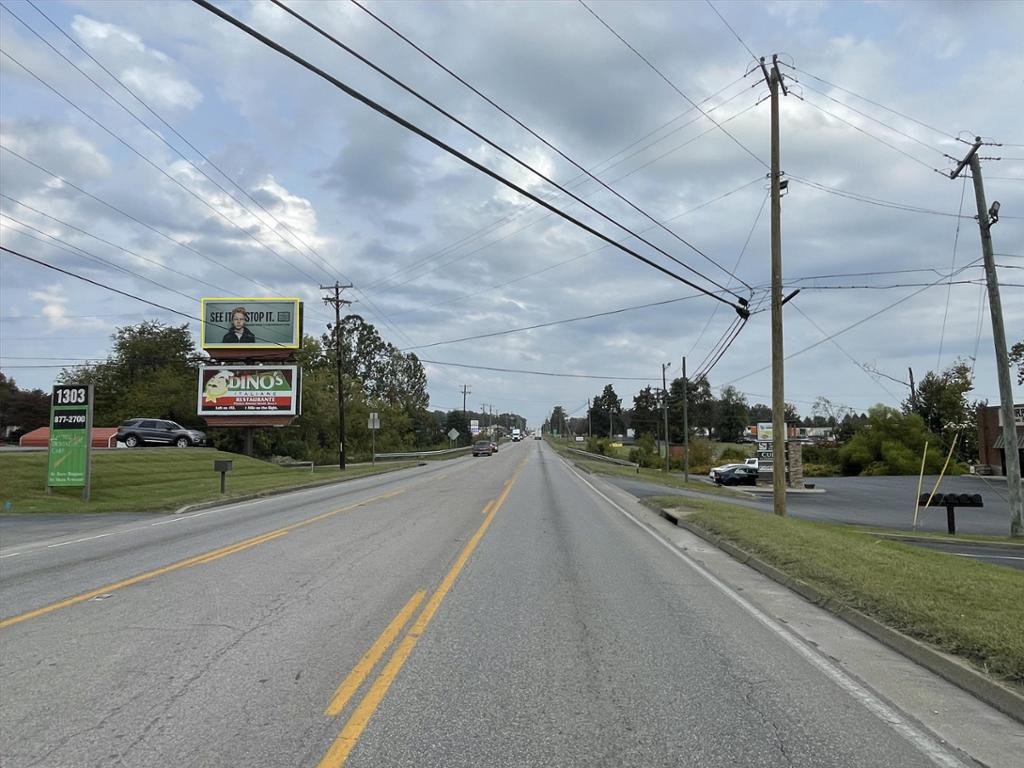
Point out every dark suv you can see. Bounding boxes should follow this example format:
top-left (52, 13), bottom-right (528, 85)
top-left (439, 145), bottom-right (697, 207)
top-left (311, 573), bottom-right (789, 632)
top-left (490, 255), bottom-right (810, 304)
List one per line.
top-left (117, 419), bottom-right (206, 448)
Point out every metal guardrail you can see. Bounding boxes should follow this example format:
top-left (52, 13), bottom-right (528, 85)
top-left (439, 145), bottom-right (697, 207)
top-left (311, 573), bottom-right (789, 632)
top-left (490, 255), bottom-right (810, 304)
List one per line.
top-left (374, 446), bottom-right (473, 460)
top-left (566, 447), bottom-right (640, 472)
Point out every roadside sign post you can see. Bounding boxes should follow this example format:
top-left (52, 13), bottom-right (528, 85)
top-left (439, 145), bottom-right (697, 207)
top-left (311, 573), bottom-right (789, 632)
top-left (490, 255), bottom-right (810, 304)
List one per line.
top-left (369, 412), bottom-right (380, 464)
top-left (447, 428), bottom-right (459, 449)
top-left (46, 384), bottom-right (94, 501)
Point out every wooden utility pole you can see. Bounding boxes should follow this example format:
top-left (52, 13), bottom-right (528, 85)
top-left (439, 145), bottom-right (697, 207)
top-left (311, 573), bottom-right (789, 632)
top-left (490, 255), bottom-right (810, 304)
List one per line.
top-left (682, 356), bottom-right (689, 483)
top-left (908, 367), bottom-right (917, 411)
top-left (761, 55), bottom-right (788, 516)
top-left (952, 139), bottom-right (1022, 536)
top-left (662, 362), bottom-right (671, 472)
top-left (321, 282), bottom-right (352, 469)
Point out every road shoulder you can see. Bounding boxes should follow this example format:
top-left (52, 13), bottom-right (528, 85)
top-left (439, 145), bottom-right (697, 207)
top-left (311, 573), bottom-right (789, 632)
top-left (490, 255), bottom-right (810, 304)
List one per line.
top-left (573, 467), bottom-right (1024, 768)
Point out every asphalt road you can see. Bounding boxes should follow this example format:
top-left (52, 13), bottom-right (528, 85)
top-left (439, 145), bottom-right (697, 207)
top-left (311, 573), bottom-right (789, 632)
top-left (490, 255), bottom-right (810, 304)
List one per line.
top-left (605, 473), bottom-right (1015, 534)
top-left (0, 441), bottom-right (1012, 767)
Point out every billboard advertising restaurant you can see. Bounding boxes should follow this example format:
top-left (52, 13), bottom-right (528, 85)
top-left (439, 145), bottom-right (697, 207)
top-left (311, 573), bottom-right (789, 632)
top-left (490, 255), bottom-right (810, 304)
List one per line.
top-left (198, 366), bottom-right (299, 417)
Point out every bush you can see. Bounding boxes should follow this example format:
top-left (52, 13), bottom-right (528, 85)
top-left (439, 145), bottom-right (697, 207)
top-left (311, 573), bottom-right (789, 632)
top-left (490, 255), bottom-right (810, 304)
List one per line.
top-left (586, 437), bottom-right (609, 455)
top-left (717, 446), bottom-right (751, 463)
top-left (629, 433), bottom-right (660, 468)
top-left (681, 438), bottom-right (714, 474)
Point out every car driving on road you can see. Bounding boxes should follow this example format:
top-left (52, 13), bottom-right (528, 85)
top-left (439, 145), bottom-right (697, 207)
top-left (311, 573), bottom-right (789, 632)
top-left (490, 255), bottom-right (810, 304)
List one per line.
top-left (472, 440), bottom-right (494, 456)
top-left (117, 418), bottom-right (206, 448)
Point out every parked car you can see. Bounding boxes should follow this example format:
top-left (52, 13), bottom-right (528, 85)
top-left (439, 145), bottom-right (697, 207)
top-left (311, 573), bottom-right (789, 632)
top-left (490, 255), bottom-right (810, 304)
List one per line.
top-left (708, 457), bottom-right (758, 481)
top-left (117, 418), bottom-right (206, 448)
top-left (472, 440), bottom-right (494, 457)
top-left (715, 465), bottom-right (759, 486)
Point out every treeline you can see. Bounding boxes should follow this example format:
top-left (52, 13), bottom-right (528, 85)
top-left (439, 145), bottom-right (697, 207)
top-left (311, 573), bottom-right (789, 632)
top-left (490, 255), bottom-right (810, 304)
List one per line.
top-left (4, 317), bottom-right (524, 464)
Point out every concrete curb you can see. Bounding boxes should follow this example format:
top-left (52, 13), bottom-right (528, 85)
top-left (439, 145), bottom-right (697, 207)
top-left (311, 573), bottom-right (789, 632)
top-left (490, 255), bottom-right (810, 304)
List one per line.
top-left (862, 531), bottom-right (1024, 549)
top-left (172, 462), bottom-right (423, 515)
top-left (658, 507), bottom-right (1024, 725)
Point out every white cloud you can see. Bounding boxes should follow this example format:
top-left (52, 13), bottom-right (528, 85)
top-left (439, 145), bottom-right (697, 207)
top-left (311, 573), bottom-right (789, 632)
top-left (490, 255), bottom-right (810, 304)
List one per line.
top-left (70, 16), bottom-right (171, 62)
top-left (120, 67), bottom-right (202, 111)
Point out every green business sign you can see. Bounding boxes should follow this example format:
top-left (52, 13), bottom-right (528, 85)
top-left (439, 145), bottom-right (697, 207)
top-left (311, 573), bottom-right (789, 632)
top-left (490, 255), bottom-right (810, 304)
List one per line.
top-left (47, 384), bottom-right (93, 498)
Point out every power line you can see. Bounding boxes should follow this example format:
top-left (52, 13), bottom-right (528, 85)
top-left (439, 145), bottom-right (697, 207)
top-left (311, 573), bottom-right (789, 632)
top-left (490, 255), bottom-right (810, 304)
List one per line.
top-left (788, 176), bottom-right (971, 218)
top-left (418, 358), bottom-right (657, 381)
top-left (0, 49), bottom-right (327, 287)
top-left (345, 0), bottom-right (752, 293)
top-left (361, 74), bottom-right (754, 293)
top-left (272, 0), bottom-right (745, 302)
top-left (792, 91), bottom-right (945, 175)
top-left (2, 245), bottom-right (198, 322)
top-left (386, 176), bottom-right (764, 322)
top-left (936, 176), bottom-right (968, 369)
top-left (578, 0), bottom-right (768, 170)
top-left (704, 0), bottom-right (757, 62)
top-left (192, 0), bottom-right (748, 316)
top-left (727, 257), bottom-right (985, 384)
top-left (777, 63), bottom-right (958, 143)
top-left (400, 290), bottom-right (729, 352)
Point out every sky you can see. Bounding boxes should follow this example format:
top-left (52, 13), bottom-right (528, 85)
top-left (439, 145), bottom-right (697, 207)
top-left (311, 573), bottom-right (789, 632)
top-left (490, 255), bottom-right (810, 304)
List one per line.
top-left (1, 0), bottom-right (1022, 427)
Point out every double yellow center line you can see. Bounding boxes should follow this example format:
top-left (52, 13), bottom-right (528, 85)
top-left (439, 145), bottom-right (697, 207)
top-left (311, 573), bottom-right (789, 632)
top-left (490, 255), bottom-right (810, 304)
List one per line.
top-left (0, 488), bottom-right (407, 631)
top-left (316, 458), bottom-right (527, 768)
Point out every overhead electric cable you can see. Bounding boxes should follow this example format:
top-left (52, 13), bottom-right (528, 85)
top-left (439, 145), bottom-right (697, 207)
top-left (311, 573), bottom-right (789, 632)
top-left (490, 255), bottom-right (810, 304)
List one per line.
top-left (578, 0), bottom-right (768, 170)
top-left (341, 0), bottom-right (751, 291)
top-left (400, 290), bottom-right (729, 352)
top-left (0, 194), bottom-right (235, 295)
top-left (704, 0), bottom-right (758, 62)
top-left (0, 49), bottom-right (326, 287)
top-left (936, 176), bottom-right (968, 369)
top-left (793, 92), bottom-right (944, 175)
top-left (788, 176), bottom-right (971, 218)
top-left (387, 176), bottom-right (765, 321)
top-left (361, 73), bottom-right (754, 292)
top-left (688, 190), bottom-right (767, 356)
top-left (270, 0), bottom-right (745, 301)
top-left (417, 358), bottom-right (657, 381)
top-left (727, 257), bottom-right (985, 384)
top-left (191, 0), bottom-right (747, 314)
top-left (372, 100), bottom-right (761, 296)
top-left (11, 0), bottom-right (433, 357)
top-left (778, 63), bottom-right (959, 142)
top-left (3, 245), bottom-right (197, 322)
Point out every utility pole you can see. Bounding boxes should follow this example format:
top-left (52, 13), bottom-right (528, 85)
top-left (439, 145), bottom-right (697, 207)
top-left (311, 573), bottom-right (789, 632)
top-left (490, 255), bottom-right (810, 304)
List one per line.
top-left (662, 362), bottom-right (671, 472)
top-left (321, 282), bottom-right (352, 470)
top-left (609, 407), bottom-right (616, 441)
top-left (761, 54), bottom-right (788, 516)
top-left (908, 367), bottom-right (917, 411)
top-left (952, 138), bottom-right (1022, 536)
top-left (682, 356), bottom-right (689, 483)
top-left (588, 399), bottom-right (592, 439)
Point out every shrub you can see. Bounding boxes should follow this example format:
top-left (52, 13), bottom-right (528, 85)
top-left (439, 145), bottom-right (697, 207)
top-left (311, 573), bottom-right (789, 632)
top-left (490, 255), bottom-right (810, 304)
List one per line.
top-left (717, 446), bottom-right (751, 463)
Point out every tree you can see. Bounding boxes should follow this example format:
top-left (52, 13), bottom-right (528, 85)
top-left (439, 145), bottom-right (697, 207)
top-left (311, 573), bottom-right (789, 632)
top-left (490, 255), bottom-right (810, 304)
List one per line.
top-left (548, 405), bottom-right (567, 436)
top-left (715, 386), bottom-right (749, 442)
top-left (0, 373), bottom-right (50, 441)
top-left (904, 359), bottom-right (979, 462)
top-left (674, 376), bottom-right (714, 438)
top-left (1011, 340), bottom-right (1024, 385)
top-left (838, 405), bottom-right (946, 475)
top-left (588, 385), bottom-right (623, 437)
top-left (630, 386), bottom-right (660, 439)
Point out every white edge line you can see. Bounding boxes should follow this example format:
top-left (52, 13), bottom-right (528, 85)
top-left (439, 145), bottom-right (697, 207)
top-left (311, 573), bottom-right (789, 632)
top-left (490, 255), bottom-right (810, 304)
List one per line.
top-left (0, 552), bottom-right (21, 558)
top-left (952, 553), bottom-right (1024, 561)
top-left (562, 460), bottom-right (971, 768)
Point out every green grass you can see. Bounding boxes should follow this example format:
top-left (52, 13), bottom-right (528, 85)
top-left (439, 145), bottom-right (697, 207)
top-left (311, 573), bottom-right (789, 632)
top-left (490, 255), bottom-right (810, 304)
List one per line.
top-left (0, 450), bottom-right (419, 514)
top-left (648, 495), bottom-right (1024, 684)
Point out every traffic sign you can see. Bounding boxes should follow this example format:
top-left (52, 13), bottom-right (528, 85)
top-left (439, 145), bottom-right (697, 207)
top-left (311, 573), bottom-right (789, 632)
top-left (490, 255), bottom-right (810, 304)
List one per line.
top-left (368, 412), bottom-right (380, 429)
top-left (447, 428), bottom-right (460, 440)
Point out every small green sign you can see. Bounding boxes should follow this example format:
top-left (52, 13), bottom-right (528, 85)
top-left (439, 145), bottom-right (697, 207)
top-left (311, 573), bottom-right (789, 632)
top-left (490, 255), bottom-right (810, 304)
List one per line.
top-left (47, 384), bottom-right (93, 498)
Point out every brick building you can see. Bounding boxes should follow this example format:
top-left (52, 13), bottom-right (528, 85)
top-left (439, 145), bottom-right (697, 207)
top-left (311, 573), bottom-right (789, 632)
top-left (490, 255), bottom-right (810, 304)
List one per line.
top-left (977, 404), bottom-right (1024, 476)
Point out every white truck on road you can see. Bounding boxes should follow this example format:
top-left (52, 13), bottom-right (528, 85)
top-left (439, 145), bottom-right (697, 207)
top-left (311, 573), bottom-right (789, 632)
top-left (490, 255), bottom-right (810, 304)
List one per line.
top-left (512, 428), bottom-right (522, 441)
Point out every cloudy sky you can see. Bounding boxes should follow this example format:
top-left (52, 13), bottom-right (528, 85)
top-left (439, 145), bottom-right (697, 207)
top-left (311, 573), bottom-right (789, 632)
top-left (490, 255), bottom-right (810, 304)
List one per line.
top-left (1, 0), bottom-right (1022, 426)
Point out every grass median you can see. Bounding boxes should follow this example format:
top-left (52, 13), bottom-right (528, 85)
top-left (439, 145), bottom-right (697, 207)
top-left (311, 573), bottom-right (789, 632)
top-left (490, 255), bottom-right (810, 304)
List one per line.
top-left (0, 450), bottom-right (419, 514)
top-left (647, 494), bottom-right (1024, 686)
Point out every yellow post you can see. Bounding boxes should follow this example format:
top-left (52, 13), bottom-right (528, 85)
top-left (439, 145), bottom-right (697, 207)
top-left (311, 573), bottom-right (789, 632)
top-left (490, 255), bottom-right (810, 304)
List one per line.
top-left (919, 434), bottom-right (959, 527)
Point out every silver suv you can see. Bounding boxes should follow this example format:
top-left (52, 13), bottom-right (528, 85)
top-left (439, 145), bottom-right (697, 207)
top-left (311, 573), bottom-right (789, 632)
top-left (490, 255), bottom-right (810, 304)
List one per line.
top-left (117, 418), bottom-right (206, 448)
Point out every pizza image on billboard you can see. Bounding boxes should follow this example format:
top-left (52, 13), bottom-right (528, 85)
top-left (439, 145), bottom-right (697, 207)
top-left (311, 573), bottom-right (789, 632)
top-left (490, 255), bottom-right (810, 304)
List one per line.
top-left (201, 298), bottom-right (301, 350)
top-left (198, 366), bottom-right (299, 416)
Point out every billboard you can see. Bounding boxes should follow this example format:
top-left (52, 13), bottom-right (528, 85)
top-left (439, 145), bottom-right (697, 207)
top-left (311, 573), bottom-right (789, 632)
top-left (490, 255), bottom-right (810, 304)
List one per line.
top-left (198, 366), bottom-right (299, 416)
top-left (47, 384), bottom-right (93, 494)
top-left (201, 298), bottom-right (301, 350)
